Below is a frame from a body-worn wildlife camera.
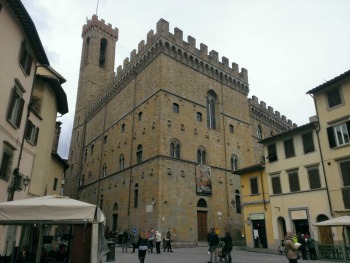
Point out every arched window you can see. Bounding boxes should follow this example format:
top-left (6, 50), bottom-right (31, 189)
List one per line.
top-left (91, 144), bottom-right (94, 155)
top-left (257, 125), bottom-right (263, 140)
top-left (197, 147), bottom-right (206, 164)
top-left (136, 144), bottom-right (143, 163)
top-left (82, 37), bottom-right (90, 67)
top-left (134, 184), bottom-right (139, 208)
top-left (173, 103), bottom-right (179, 113)
top-left (99, 38), bottom-right (107, 67)
top-left (100, 194), bottom-right (104, 209)
top-left (231, 154), bottom-right (238, 171)
top-left (80, 174), bottom-right (85, 187)
top-left (104, 135), bottom-right (107, 144)
top-left (138, 112), bottom-right (143, 121)
top-left (119, 154), bottom-right (125, 170)
top-left (235, 190), bottom-right (241, 214)
top-left (102, 163), bottom-right (107, 178)
top-left (207, 91), bottom-right (218, 129)
top-left (170, 139), bottom-right (180, 158)
top-left (113, 202), bottom-right (118, 210)
top-left (197, 198), bottom-right (207, 208)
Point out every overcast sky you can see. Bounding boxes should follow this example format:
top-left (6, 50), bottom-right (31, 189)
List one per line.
top-left (21, 0), bottom-right (350, 158)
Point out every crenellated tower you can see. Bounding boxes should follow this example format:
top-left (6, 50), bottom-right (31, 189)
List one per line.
top-left (65, 15), bottom-right (118, 199)
top-left (76, 14), bottom-right (118, 114)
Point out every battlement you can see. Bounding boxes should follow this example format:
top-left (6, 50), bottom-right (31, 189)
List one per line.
top-left (249, 95), bottom-right (297, 129)
top-left (115, 18), bottom-right (248, 84)
top-left (82, 14), bottom-right (118, 40)
top-left (86, 18), bottom-right (250, 120)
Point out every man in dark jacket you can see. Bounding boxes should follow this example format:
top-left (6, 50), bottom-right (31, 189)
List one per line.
top-left (208, 228), bottom-right (220, 263)
top-left (221, 232), bottom-right (233, 263)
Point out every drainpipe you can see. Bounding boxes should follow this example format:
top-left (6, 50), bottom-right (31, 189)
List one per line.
top-left (259, 167), bottom-right (267, 211)
top-left (309, 94), bottom-right (333, 217)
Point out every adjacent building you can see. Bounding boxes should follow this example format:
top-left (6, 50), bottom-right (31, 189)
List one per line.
top-left (0, 0), bottom-right (68, 257)
top-left (260, 122), bottom-right (332, 247)
top-left (234, 163), bottom-right (274, 249)
top-left (307, 69), bottom-right (350, 246)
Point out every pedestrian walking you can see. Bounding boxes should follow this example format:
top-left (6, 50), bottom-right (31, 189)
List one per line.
top-left (284, 232), bottom-right (300, 263)
top-left (137, 231), bottom-right (149, 263)
top-left (307, 236), bottom-right (317, 260)
top-left (298, 234), bottom-right (308, 260)
top-left (147, 229), bottom-right (155, 253)
top-left (155, 230), bottom-right (162, 254)
top-left (122, 228), bottom-right (131, 253)
top-left (220, 232), bottom-right (233, 263)
top-left (164, 228), bottom-right (173, 252)
top-left (132, 227), bottom-right (140, 253)
top-left (208, 228), bottom-right (220, 263)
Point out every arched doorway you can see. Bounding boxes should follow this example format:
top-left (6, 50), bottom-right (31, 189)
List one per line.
top-left (317, 214), bottom-right (333, 244)
top-left (197, 198), bottom-right (208, 241)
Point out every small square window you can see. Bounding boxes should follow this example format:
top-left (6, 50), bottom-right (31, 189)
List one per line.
top-left (284, 139), bottom-right (295, 158)
top-left (138, 112), bottom-right (142, 121)
top-left (19, 41), bottom-right (33, 75)
top-left (326, 87), bottom-right (342, 108)
top-left (121, 124), bottom-right (125, 132)
top-left (25, 120), bottom-right (39, 145)
top-left (288, 170), bottom-right (300, 192)
top-left (267, 144), bottom-right (277, 162)
top-left (271, 175), bottom-right (282, 194)
top-left (250, 177), bottom-right (258, 194)
top-left (173, 103), bottom-right (179, 113)
top-left (229, 124), bottom-right (234, 134)
top-left (302, 132), bottom-right (315, 153)
top-left (196, 112), bottom-right (202, 122)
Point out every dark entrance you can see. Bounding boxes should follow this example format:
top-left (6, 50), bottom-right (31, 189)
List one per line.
top-left (294, 219), bottom-right (309, 235)
top-left (252, 220), bottom-right (267, 248)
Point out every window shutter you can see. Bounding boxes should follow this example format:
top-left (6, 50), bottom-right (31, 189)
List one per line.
top-left (15, 97), bottom-right (25, 128)
top-left (19, 41), bottom-right (26, 65)
top-left (327, 127), bottom-right (336, 148)
top-left (25, 54), bottom-right (33, 75)
top-left (346, 121), bottom-right (350, 134)
top-left (25, 120), bottom-right (31, 139)
top-left (34, 127), bottom-right (39, 145)
top-left (7, 89), bottom-right (16, 120)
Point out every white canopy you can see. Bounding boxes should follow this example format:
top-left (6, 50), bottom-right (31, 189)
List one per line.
top-left (313, 216), bottom-right (350, 227)
top-left (0, 195), bottom-right (105, 224)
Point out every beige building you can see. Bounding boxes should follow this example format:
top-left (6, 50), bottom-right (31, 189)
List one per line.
top-left (65, 15), bottom-right (295, 244)
top-left (260, 122), bottom-right (332, 245)
top-left (0, 0), bottom-right (68, 257)
top-left (307, 70), bottom-right (350, 245)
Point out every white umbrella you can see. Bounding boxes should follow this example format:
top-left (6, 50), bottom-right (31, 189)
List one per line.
top-left (313, 216), bottom-right (350, 226)
top-left (313, 216), bottom-right (350, 248)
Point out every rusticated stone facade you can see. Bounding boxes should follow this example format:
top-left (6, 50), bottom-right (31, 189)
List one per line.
top-left (65, 16), bottom-right (295, 245)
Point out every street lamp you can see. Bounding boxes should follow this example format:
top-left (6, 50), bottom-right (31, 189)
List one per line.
top-left (7, 168), bottom-right (31, 201)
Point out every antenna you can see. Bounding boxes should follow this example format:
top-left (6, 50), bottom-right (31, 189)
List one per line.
top-left (95, 0), bottom-right (100, 15)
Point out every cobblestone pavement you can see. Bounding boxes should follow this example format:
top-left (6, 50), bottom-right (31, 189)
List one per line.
top-left (102, 245), bottom-right (332, 263)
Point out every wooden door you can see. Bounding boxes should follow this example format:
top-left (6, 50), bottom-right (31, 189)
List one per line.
top-left (197, 211), bottom-right (208, 241)
top-left (319, 226), bottom-right (333, 244)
